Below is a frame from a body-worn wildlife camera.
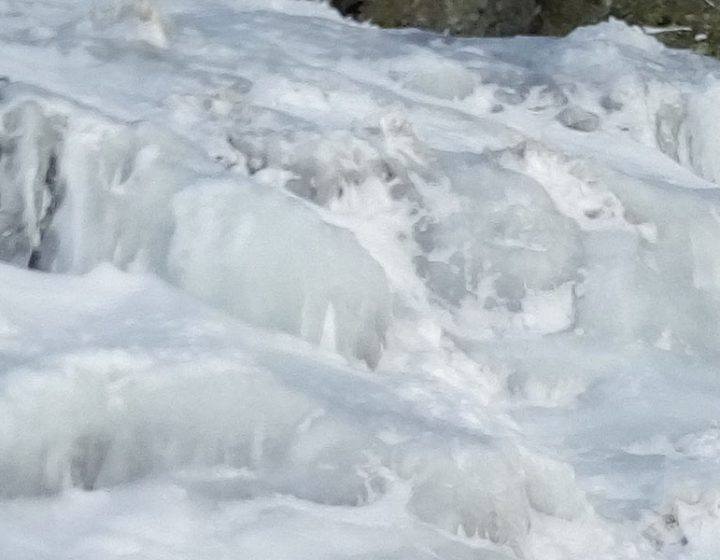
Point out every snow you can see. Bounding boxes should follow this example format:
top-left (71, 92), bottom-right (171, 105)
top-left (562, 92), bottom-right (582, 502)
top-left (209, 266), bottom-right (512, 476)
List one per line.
top-left (1, 1), bottom-right (720, 559)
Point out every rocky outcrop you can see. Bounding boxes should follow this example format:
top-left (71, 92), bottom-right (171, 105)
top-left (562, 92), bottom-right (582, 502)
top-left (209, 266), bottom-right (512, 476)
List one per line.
top-left (333, 0), bottom-right (540, 37)
top-left (332, 0), bottom-right (720, 57)
top-left (607, 0), bottom-right (720, 57)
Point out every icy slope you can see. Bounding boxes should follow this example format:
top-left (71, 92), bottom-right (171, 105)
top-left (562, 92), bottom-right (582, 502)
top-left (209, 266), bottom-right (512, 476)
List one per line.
top-left (1, 1), bottom-right (720, 559)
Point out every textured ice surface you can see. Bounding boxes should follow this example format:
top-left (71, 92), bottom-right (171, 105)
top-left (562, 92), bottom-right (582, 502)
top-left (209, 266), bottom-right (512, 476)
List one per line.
top-left (0, 1), bottom-right (720, 559)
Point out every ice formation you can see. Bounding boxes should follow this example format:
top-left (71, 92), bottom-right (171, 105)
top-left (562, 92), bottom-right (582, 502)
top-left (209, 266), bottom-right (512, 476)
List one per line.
top-left (0, 1), bottom-right (720, 559)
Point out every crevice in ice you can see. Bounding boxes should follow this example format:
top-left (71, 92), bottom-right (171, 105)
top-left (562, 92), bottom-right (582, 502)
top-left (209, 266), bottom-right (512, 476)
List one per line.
top-left (654, 86), bottom-right (720, 186)
top-left (0, 100), bottom-right (65, 269)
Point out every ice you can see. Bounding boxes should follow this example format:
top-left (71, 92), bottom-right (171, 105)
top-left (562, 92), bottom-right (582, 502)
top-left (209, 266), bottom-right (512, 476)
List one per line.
top-left (0, 100), bottom-right (63, 267)
top-left (0, 86), bottom-right (391, 364)
top-left (555, 105), bottom-right (600, 132)
top-left (0, 265), bottom-right (594, 559)
top-left (388, 52), bottom-right (478, 100)
top-left (0, 1), bottom-right (720, 559)
top-left (169, 178), bottom-right (391, 366)
top-left (86, 0), bottom-right (170, 49)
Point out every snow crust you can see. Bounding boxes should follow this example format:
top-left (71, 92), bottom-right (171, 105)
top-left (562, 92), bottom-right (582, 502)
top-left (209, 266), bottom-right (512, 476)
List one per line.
top-left (1, 1), bottom-right (720, 559)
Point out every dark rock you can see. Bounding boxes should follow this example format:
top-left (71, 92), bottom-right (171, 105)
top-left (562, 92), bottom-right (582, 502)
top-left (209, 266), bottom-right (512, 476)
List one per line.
top-left (333, 0), bottom-right (540, 37)
top-left (331, 0), bottom-right (720, 58)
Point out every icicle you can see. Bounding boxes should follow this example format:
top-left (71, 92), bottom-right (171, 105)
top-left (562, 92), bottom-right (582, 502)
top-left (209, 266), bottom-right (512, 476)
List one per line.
top-left (320, 302), bottom-right (337, 353)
